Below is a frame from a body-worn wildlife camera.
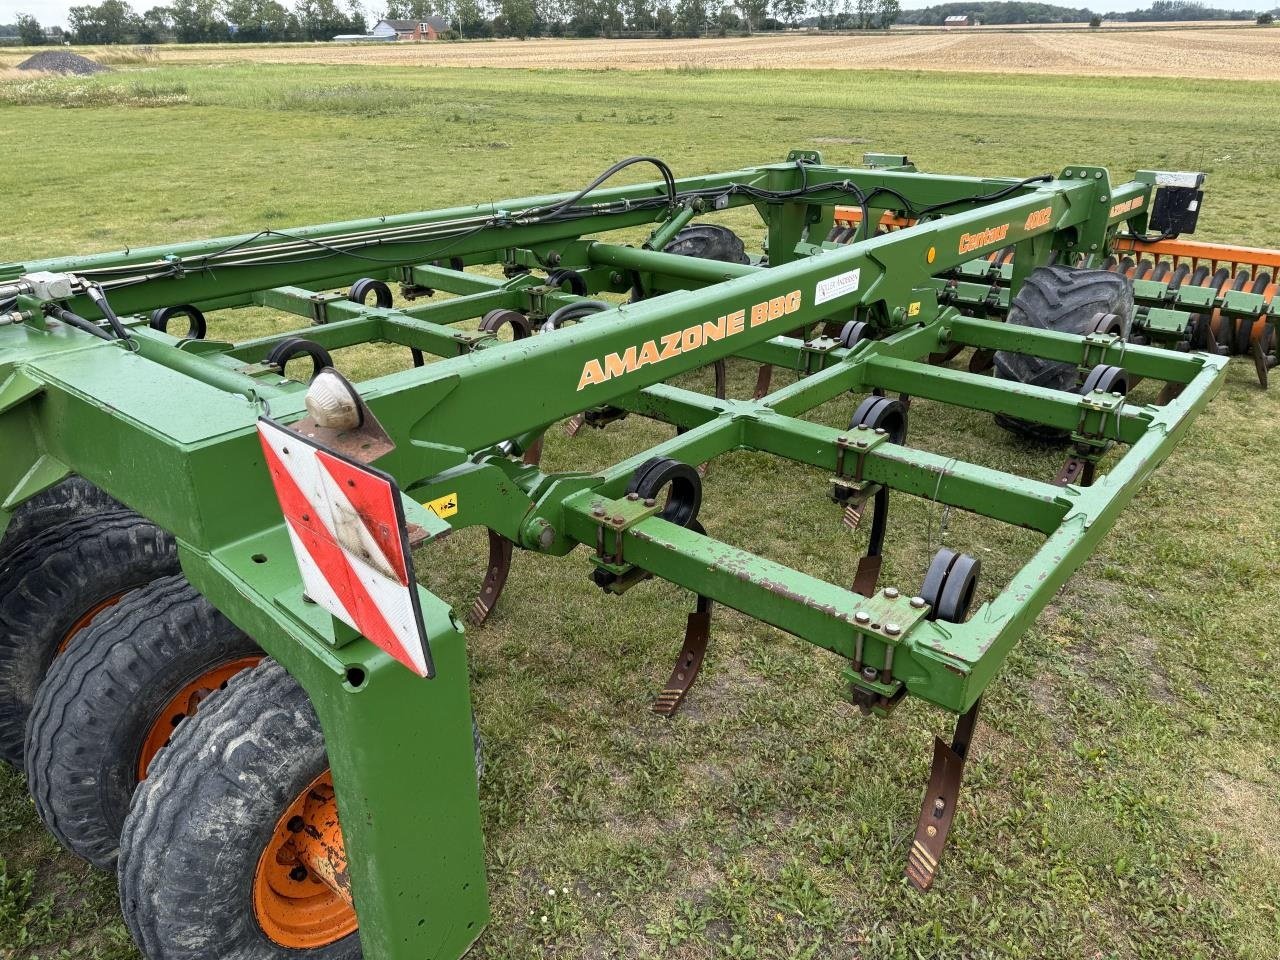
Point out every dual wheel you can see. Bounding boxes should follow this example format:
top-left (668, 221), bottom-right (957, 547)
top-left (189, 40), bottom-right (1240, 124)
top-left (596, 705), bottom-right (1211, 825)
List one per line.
top-left (0, 479), bottom-right (485, 958)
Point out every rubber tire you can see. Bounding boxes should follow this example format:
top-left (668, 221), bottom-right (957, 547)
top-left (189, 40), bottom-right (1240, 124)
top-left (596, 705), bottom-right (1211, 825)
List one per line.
top-left (663, 223), bottom-right (750, 265)
top-left (0, 510), bottom-right (178, 766)
top-left (118, 659), bottom-right (358, 960)
top-left (119, 660), bottom-right (484, 960)
top-left (25, 575), bottom-right (260, 869)
top-left (0, 477), bottom-right (119, 565)
top-left (993, 265), bottom-right (1134, 442)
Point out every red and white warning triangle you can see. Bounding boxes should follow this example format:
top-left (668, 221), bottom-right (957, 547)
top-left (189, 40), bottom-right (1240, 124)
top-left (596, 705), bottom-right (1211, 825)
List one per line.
top-left (257, 417), bottom-right (433, 677)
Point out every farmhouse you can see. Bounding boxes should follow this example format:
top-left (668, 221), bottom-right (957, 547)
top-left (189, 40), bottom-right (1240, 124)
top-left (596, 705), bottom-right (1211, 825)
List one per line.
top-left (943, 15), bottom-right (974, 26)
top-left (371, 17), bottom-right (450, 41)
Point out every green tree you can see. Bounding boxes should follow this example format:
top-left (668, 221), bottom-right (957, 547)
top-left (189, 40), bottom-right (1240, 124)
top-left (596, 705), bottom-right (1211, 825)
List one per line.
top-left (295, 0), bottom-right (364, 39)
top-left (17, 13), bottom-right (44, 43)
top-left (854, 0), bottom-right (872, 28)
top-left (624, 0), bottom-right (652, 29)
top-left (674, 0), bottom-right (706, 34)
top-left (223, 0), bottom-right (291, 40)
top-left (1258, 12), bottom-right (1274, 24)
top-left (501, 0), bottom-right (536, 36)
top-left (773, 0), bottom-right (803, 25)
top-left (137, 5), bottom-right (173, 40)
top-left (734, 0), bottom-right (766, 31)
top-left (168, 0), bottom-right (229, 41)
top-left (875, 0), bottom-right (898, 27)
top-left (69, 0), bottom-right (139, 42)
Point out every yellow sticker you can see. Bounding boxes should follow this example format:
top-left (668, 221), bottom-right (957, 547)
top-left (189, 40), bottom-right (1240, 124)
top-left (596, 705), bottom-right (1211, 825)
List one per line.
top-left (425, 493), bottom-right (458, 519)
top-left (926, 246), bottom-right (936, 264)
top-left (908, 301), bottom-right (921, 317)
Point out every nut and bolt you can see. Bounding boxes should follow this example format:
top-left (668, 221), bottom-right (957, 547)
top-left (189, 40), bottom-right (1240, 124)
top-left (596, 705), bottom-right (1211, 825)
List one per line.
top-left (885, 622), bottom-right (902, 636)
top-left (910, 596), bottom-right (927, 609)
top-left (626, 492), bottom-right (639, 501)
top-left (854, 610), bottom-right (871, 625)
top-left (933, 798), bottom-right (946, 813)
top-left (643, 497), bottom-right (656, 508)
top-left (611, 515), bottom-right (624, 526)
top-left (592, 505), bottom-right (606, 517)
top-left (883, 586), bottom-right (900, 599)
top-left (861, 666), bottom-right (878, 682)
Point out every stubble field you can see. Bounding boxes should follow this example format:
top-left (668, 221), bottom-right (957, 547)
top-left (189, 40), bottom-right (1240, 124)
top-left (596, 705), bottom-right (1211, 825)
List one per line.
top-left (4, 25), bottom-right (1276, 80)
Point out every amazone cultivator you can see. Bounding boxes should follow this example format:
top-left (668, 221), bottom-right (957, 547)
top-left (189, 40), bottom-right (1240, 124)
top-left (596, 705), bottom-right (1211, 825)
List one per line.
top-left (0, 152), bottom-right (1246, 959)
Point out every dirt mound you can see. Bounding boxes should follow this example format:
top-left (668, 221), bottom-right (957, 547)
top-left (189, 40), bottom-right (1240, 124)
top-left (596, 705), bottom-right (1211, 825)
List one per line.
top-left (17, 51), bottom-right (110, 76)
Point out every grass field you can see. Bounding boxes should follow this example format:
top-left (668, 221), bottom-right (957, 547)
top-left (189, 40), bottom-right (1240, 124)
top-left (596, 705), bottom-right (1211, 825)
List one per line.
top-left (1, 54), bottom-right (1279, 960)
top-left (4, 26), bottom-right (1279, 80)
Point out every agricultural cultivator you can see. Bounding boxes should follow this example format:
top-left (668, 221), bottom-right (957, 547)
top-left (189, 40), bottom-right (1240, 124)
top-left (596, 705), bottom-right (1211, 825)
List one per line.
top-left (0, 150), bottom-right (1259, 959)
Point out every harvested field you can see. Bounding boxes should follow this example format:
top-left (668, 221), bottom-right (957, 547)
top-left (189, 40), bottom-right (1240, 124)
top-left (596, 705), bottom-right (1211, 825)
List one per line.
top-left (47, 26), bottom-right (1280, 81)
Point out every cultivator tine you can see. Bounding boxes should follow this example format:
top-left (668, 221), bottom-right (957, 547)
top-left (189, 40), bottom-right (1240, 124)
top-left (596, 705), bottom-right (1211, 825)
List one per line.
top-left (522, 434), bottom-right (545, 466)
top-left (1054, 455), bottom-right (1094, 488)
top-left (851, 554), bottom-right (882, 597)
top-left (1254, 337), bottom-right (1271, 389)
top-left (968, 348), bottom-right (996, 374)
top-left (470, 530), bottom-right (514, 626)
top-left (906, 699), bottom-right (982, 892)
top-left (753, 364), bottom-right (774, 399)
top-left (652, 595), bottom-right (712, 717)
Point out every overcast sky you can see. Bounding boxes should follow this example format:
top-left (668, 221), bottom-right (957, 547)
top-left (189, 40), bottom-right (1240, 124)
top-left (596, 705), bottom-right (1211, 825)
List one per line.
top-left (2, 0), bottom-right (1273, 31)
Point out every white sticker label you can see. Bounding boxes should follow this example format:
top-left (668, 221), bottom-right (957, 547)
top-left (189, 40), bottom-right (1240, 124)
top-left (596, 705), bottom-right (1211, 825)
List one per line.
top-left (814, 268), bottom-right (861, 306)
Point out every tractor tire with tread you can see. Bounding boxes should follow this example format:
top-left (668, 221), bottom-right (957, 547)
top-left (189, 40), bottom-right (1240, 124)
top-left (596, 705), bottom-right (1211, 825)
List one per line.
top-left (120, 659), bottom-right (360, 960)
top-left (25, 574), bottom-right (261, 869)
top-left (120, 658), bottom-right (485, 960)
top-left (993, 265), bottom-right (1134, 442)
top-left (0, 477), bottom-right (119, 565)
top-left (662, 223), bottom-right (750, 265)
top-left (0, 510), bottom-right (178, 765)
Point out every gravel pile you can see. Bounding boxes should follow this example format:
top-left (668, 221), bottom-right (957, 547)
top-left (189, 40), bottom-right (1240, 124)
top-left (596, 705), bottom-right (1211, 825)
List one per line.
top-left (16, 51), bottom-right (111, 75)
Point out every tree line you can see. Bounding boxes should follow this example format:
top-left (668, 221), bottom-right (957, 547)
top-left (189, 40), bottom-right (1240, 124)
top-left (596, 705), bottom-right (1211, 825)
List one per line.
top-left (3, 0), bottom-right (1274, 45)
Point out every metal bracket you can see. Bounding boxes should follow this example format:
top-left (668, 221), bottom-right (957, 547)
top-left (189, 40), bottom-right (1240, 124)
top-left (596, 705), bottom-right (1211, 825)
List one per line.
top-left (834, 425), bottom-right (890, 484)
top-left (588, 493), bottom-right (660, 567)
top-left (308, 292), bottom-right (347, 326)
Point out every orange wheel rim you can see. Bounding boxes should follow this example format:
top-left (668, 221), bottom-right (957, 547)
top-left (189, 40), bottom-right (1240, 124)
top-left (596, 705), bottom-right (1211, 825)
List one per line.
top-left (253, 770), bottom-right (356, 949)
top-left (136, 655), bottom-right (262, 779)
top-left (55, 592), bottom-right (125, 655)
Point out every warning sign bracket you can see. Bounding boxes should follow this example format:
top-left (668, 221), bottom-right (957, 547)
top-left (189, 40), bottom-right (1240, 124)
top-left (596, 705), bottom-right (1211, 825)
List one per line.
top-left (257, 416), bottom-right (438, 678)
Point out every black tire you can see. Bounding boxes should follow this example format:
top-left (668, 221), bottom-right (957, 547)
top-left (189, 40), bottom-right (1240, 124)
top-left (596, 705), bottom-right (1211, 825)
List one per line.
top-left (120, 660), bottom-right (484, 960)
top-left (0, 510), bottom-right (178, 766)
top-left (25, 575), bottom-right (260, 869)
top-left (662, 223), bottom-right (750, 265)
top-left (119, 659), bottom-right (361, 960)
top-left (0, 477), bottom-right (119, 565)
top-left (993, 265), bottom-right (1134, 442)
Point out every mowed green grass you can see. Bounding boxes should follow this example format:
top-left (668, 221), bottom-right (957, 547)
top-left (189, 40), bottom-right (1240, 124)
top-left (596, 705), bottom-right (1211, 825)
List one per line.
top-left (1, 61), bottom-right (1279, 960)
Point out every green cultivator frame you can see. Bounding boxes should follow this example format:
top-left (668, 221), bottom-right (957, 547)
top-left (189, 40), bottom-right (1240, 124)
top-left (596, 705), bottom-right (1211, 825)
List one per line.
top-left (0, 153), bottom-right (1234, 959)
